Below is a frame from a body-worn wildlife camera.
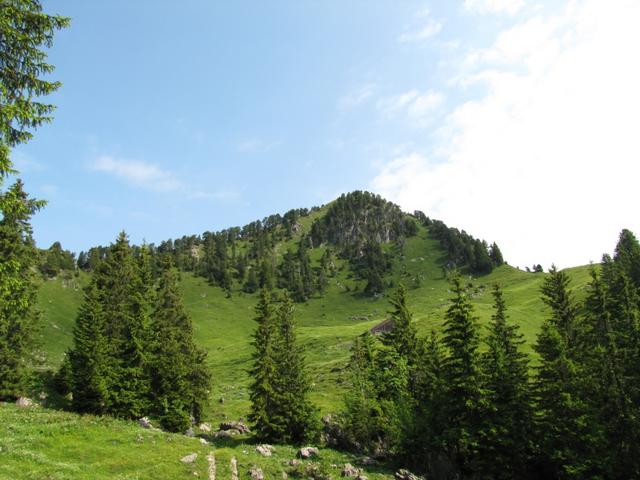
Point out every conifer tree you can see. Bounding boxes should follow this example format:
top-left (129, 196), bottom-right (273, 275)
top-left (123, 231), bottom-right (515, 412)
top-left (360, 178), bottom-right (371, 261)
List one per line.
top-left (272, 291), bottom-right (319, 443)
top-left (381, 284), bottom-right (418, 364)
top-left (149, 259), bottom-right (211, 431)
top-left (613, 229), bottom-right (640, 289)
top-left (477, 284), bottom-right (532, 479)
top-left (248, 290), bottom-right (280, 439)
top-left (341, 332), bottom-right (384, 452)
top-left (69, 281), bottom-right (107, 413)
top-left (440, 275), bottom-right (482, 473)
top-left (0, 181), bottom-right (44, 398)
top-left (97, 232), bottom-right (150, 418)
top-left (534, 266), bottom-right (595, 478)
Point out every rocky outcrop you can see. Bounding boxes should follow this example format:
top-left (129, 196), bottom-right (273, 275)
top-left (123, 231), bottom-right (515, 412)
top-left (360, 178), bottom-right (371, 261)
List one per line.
top-left (219, 421), bottom-right (250, 434)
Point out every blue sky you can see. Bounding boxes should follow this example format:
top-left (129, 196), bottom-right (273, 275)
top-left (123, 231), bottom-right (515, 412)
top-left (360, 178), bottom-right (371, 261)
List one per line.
top-left (11, 0), bottom-right (640, 268)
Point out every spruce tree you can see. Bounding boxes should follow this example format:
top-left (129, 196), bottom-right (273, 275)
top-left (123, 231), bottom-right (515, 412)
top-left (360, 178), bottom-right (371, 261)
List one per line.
top-left (342, 332), bottom-right (384, 452)
top-left (272, 291), bottom-right (319, 443)
top-left (149, 259), bottom-right (211, 431)
top-left (69, 281), bottom-right (108, 413)
top-left (0, 181), bottom-right (44, 398)
top-left (381, 284), bottom-right (418, 364)
top-left (534, 266), bottom-right (595, 478)
top-left (97, 232), bottom-right (150, 418)
top-left (477, 284), bottom-right (532, 479)
top-left (613, 229), bottom-right (640, 289)
top-left (248, 290), bottom-right (280, 439)
top-left (440, 275), bottom-right (482, 473)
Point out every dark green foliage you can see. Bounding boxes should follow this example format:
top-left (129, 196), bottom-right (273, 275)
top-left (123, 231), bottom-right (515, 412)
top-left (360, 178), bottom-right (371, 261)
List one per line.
top-left (613, 229), bottom-right (640, 288)
top-left (0, 181), bottom-right (44, 399)
top-left (69, 282), bottom-right (108, 413)
top-left (381, 285), bottom-right (418, 365)
top-left (0, 0), bottom-right (70, 175)
top-left (354, 242), bottom-right (391, 296)
top-left (341, 333), bottom-right (385, 452)
top-left (248, 290), bottom-right (281, 440)
top-left (477, 285), bottom-right (532, 479)
top-left (439, 275), bottom-right (483, 474)
top-left (426, 218), bottom-right (503, 274)
top-left (148, 260), bottom-right (211, 431)
top-left (39, 241), bottom-right (75, 277)
top-left (534, 266), bottom-right (595, 479)
top-left (272, 292), bottom-right (319, 442)
top-left (248, 290), bottom-right (318, 443)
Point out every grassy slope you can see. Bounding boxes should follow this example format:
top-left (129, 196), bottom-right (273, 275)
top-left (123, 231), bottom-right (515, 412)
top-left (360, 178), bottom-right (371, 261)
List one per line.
top-left (0, 403), bottom-right (394, 480)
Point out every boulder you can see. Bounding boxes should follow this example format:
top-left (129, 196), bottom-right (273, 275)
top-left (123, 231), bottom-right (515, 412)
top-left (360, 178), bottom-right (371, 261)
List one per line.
top-left (357, 457), bottom-right (377, 466)
top-left (199, 438), bottom-right (209, 445)
top-left (138, 417), bottom-right (153, 429)
top-left (341, 463), bottom-right (361, 477)
top-left (213, 430), bottom-right (233, 439)
top-left (219, 421), bottom-right (250, 434)
top-left (15, 397), bottom-right (35, 408)
top-left (199, 422), bottom-right (212, 433)
top-left (395, 469), bottom-right (423, 480)
top-left (249, 466), bottom-right (264, 480)
top-left (297, 446), bottom-right (319, 459)
top-left (185, 427), bottom-right (195, 437)
top-left (181, 453), bottom-right (198, 464)
top-left (255, 444), bottom-right (274, 457)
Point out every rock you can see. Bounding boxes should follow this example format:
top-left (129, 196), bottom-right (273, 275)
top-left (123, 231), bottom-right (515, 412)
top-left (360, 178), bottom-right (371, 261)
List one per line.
top-left (15, 397), bottom-right (35, 408)
top-left (206, 452), bottom-right (216, 480)
top-left (357, 457), bottom-right (377, 466)
top-left (230, 457), bottom-right (239, 480)
top-left (213, 430), bottom-right (233, 439)
top-left (356, 476), bottom-right (368, 480)
top-left (395, 469), bottom-right (423, 480)
top-left (38, 391), bottom-right (47, 401)
top-left (181, 453), bottom-right (198, 464)
top-left (341, 463), bottom-right (361, 477)
top-left (185, 427), bottom-right (195, 437)
top-left (199, 422), bottom-right (212, 433)
top-left (219, 420), bottom-right (250, 434)
top-left (249, 466), bottom-right (264, 480)
top-left (199, 438), bottom-right (209, 445)
top-left (255, 444), bottom-right (274, 457)
top-left (138, 417), bottom-right (153, 429)
top-left (288, 459), bottom-right (301, 466)
top-left (297, 446), bottom-right (319, 459)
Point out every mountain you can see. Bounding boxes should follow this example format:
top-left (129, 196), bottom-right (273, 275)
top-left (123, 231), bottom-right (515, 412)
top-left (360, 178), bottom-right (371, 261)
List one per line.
top-left (33, 191), bottom-right (594, 421)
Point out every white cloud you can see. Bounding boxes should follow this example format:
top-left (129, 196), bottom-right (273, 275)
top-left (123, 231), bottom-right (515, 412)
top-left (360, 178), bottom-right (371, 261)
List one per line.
top-left (92, 156), bottom-right (183, 192)
top-left (338, 83), bottom-right (377, 111)
top-left (463, 0), bottom-right (526, 16)
top-left (398, 9), bottom-right (442, 43)
top-left (377, 89), bottom-right (444, 126)
top-left (372, 0), bottom-right (640, 269)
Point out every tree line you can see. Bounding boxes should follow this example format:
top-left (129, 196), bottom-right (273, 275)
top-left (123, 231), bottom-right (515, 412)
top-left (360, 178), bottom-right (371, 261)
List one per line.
top-left (339, 229), bottom-right (640, 479)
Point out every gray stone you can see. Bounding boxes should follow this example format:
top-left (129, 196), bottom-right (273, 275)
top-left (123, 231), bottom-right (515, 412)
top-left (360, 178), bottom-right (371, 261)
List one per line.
top-left (180, 453), bottom-right (198, 464)
top-left (341, 463), bottom-right (361, 477)
top-left (15, 397), bottom-right (35, 408)
top-left (255, 444), bottom-right (274, 457)
top-left (138, 417), bottom-right (153, 429)
top-left (249, 466), bottom-right (264, 480)
top-left (297, 446), bottom-right (319, 459)
top-left (199, 422), bottom-right (212, 433)
top-left (395, 469), bottom-right (423, 480)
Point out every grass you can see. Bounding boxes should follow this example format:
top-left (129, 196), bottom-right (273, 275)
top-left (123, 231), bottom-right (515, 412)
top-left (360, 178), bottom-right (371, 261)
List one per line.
top-left (0, 403), bottom-right (394, 480)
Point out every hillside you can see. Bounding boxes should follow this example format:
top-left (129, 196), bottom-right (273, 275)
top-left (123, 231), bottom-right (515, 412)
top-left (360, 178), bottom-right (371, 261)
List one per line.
top-left (33, 193), bottom-right (594, 421)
